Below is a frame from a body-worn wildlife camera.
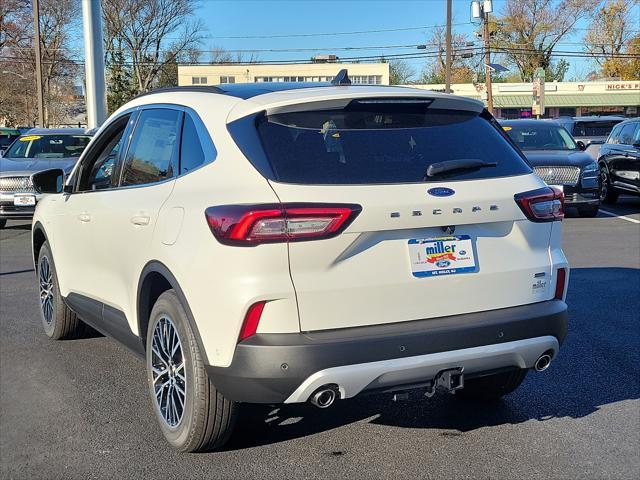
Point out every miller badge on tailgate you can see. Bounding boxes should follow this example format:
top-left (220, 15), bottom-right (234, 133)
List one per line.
top-left (408, 235), bottom-right (477, 277)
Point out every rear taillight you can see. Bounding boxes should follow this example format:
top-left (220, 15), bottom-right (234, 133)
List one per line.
top-left (205, 203), bottom-right (361, 245)
top-left (239, 301), bottom-right (266, 341)
top-left (554, 267), bottom-right (567, 300)
top-left (514, 187), bottom-right (564, 222)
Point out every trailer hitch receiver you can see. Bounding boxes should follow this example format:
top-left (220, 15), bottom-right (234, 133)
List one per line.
top-left (424, 367), bottom-right (465, 398)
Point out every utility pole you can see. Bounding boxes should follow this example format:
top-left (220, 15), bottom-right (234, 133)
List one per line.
top-left (82, 0), bottom-right (107, 129)
top-left (472, 0), bottom-right (494, 114)
top-left (445, 0), bottom-right (452, 93)
top-left (32, 0), bottom-right (45, 127)
top-left (483, 8), bottom-right (493, 114)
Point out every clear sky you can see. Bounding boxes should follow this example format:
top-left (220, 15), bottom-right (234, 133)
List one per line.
top-left (192, 0), bottom-right (634, 81)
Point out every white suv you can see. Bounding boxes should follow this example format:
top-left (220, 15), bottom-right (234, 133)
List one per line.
top-left (31, 74), bottom-right (569, 452)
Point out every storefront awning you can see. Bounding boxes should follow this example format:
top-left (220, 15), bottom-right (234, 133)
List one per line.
top-left (489, 92), bottom-right (640, 108)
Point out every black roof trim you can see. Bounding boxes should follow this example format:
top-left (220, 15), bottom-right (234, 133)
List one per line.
top-left (133, 85), bottom-right (225, 100)
top-left (133, 81), bottom-right (401, 101)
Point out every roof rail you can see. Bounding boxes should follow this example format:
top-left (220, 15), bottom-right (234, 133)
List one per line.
top-left (331, 69), bottom-right (352, 86)
top-left (132, 85), bottom-right (224, 100)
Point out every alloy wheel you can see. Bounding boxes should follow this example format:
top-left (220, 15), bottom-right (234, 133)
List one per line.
top-left (39, 256), bottom-right (54, 325)
top-left (599, 170), bottom-right (608, 202)
top-left (151, 315), bottom-right (187, 428)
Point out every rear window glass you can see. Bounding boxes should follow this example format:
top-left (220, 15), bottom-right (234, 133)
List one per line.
top-left (253, 106), bottom-right (530, 184)
top-left (573, 121), bottom-right (621, 137)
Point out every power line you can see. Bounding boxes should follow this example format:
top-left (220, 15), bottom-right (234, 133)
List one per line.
top-left (3, 45), bottom-right (638, 68)
top-left (205, 22), bottom-right (475, 39)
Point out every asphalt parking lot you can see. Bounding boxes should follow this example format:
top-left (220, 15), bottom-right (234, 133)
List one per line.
top-left (1, 199), bottom-right (639, 479)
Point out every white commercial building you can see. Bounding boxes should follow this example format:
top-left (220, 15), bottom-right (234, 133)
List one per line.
top-left (178, 62), bottom-right (390, 86)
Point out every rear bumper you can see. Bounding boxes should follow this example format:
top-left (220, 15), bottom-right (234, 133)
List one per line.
top-left (207, 300), bottom-right (568, 404)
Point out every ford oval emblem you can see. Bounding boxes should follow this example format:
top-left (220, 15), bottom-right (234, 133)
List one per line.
top-left (427, 187), bottom-right (455, 197)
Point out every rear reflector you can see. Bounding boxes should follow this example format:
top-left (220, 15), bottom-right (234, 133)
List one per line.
top-left (554, 268), bottom-right (567, 300)
top-left (205, 203), bottom-right (361, 245)
top-left (514, 187), bottom-right (564, 222)
top-left (238, 301), bottom-right (266, 341)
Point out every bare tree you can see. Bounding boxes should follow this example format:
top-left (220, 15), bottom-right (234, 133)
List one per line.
top-left (387, 59), bottom-right (415, 85)
top-left (1, 0), bottom-right (80, 126)
top-left (496, 0), bottom-right (599, 81)
top-left (586, 0), bottom-right (640, 78)
top-left (418, 26), bottom-right (475, 84)
top-left (103, 0), bottom-right (205, 93)
top-left (39, 0), bottom-right (82, 125)
top-left (0, 0), bottom-right (31, 51)
top-left (206, 46), bottom-right (259, 65)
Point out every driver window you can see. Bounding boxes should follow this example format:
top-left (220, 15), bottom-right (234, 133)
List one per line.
top-left (77, 114), bottom-right (131, 191)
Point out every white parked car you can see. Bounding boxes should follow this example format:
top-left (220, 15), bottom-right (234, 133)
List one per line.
top-left (31, 73), bottom-right (569, 452)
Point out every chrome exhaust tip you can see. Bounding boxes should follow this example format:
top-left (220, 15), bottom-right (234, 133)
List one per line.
top-left (309, 387), bottom-right (337, 408)
top-left (534, 353), bottom-right (552, 372)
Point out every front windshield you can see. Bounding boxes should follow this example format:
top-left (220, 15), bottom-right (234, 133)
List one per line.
top-left (502, 123), bottom-right (577, 151)
top-left (4, 134), bottom-right (92, 159)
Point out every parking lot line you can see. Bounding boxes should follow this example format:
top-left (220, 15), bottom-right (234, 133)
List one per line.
top-left (598, 209), bottom-right (640, 224)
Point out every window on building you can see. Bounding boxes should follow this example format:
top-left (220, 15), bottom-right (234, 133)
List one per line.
top-left (220, 76), bottom-right (235, 84)
top-left (350, 75), bottom-right (382, 85)
top-left (192, 76), bottom-right (207, 85)
top-left (558, 108), bottom-right (576, 117)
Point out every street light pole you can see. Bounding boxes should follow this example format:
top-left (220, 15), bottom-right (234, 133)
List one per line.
top-left (445, 0), bottom-right (452, 93)
top-left (82, 0), bottom-right (107, 129)
top-left (32, 0), bottom-right (45, 127)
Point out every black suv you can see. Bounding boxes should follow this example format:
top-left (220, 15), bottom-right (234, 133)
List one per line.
top-left (501, 119), bottom-right (601, 217)
top-left (598, 118), bottom-right (640, 204)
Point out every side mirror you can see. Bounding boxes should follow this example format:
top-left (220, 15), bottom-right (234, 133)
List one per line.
top-left (576, 141), bottom-right (586, 151)
top-left (31, 168), bottom-right (65, 194)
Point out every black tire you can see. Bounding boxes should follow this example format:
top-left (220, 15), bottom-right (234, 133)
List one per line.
top-left (456, 369), bottom-right (528, 401)
top-left (599, 168), bottom-right (619, 205)
top-left (146, 290), bottom-right (238, 452)
top-left (37, 242), bottom-right (87, 339)
top-left (0, 218), bottom-right (6, 229)
top-left (578, 205), bottom-right (599, 218)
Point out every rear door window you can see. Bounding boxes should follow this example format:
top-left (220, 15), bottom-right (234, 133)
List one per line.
top-left (120, 109), bottom-right (182, 186)
top-left (251, 105), bottom-right (530, 184)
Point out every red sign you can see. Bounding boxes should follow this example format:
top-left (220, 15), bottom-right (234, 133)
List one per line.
top-left (606, 83), bottom-right (640, 90)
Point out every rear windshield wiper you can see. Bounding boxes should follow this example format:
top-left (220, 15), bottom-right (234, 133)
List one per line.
top-left (425, 159), bottom-right (498, 178)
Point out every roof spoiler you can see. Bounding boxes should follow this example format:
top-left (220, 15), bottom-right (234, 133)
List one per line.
top-left (331, 69), bottom-right (352, 86)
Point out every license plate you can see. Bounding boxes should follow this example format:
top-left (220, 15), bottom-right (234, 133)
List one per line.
top-left (408, 235), bottom-right (477, 278)
top-left (13, 194), bottom-right (36, 206)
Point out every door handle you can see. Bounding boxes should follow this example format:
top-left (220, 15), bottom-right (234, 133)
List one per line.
top-left (77, 213), bottom-right (92, 223)
top-left (130, 215), bottom-right (150, 226)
